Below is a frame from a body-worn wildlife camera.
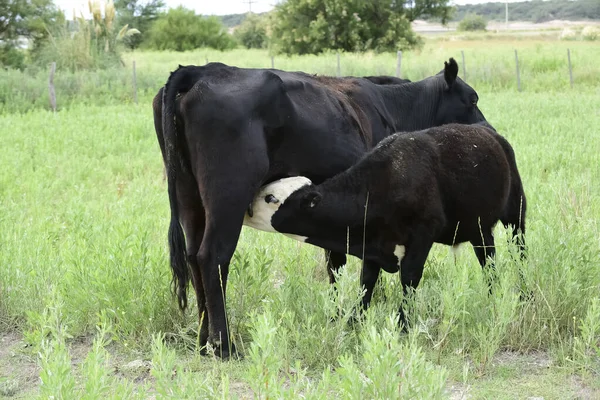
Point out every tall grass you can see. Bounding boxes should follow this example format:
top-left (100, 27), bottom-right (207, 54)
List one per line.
top-left (1, 39), bottom-right (598, 114)
top-left (1, 85), bottom-right (599, 396)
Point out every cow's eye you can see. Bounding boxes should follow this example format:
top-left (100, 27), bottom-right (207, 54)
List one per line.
top-left (471, 99), bottom-right (477, 106)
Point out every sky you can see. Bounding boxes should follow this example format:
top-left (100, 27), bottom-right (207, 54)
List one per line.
top-left (55, 0), bottom-right (526, 18)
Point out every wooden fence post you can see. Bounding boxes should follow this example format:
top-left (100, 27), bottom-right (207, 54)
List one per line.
top-left (336, 52), bottom-right (341, 77)
top-left (271, 56), bottom-right (274, 69)
top-left (48, 62), bottom-right (56, 112)
top-left (514, 49), bottom-right (521, 92)
top-left (396, 51), bottom-right (402, 78)
top-left (567, 48), bottom-right (573, 88)
top-left (132, 60), bottom-right (138, 104)
top-left (461, 50), bottom-right (467, 82)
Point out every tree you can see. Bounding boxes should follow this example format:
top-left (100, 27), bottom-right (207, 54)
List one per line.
top-left (114, 0), bottom-right (164, 49)
top-left (457, 13), bottom-right (487, 32)
top-left (271, 0), bottom-right (451, 55)
top-left (146, 7), bottom-right (236, 51)
top-left (234, 13), bottom-right (268, 49)
top-left (0, 0), bottom-right (64, 68)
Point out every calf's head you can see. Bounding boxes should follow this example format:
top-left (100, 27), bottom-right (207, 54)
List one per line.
top-left (243, 177), bottom-right (313, 235)
top-left (244, 176), bottom-right (334, 242)
top-left (434, 58), bottom-right (487, 126)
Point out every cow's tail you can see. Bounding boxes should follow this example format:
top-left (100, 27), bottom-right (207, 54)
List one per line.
top-left (162, 67), bottom-right (193, 311)
top-left (497, 135), bottom-right (527, 259)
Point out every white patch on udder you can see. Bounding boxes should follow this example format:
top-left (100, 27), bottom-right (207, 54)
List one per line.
top-left (394, 245), bottom-right (406, 266)
top-left (243, 176), bottom-right (312, 233)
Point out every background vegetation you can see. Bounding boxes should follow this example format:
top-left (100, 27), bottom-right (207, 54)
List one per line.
top-left (114, 0), bottom-right (164, 50)
top-left (1, 39), bottom-right (598, 114)
top-left (269, 0), bottom-right (451, 54)
top-left (145, 6), bottom-right (236, 51)
top-left (451, 0), bottom-right (600, 23)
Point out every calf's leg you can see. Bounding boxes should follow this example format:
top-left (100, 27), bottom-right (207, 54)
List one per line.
top-left (398, 237), bottom-right (434, 330)
top-left (471, 228), bottom-right (497, 291)
top-left (471, 228), bottom-right (496, 269)
top-left (360, 261), bottom-right (381, 311)
top-left (326, 250), bottom-right (347, 284)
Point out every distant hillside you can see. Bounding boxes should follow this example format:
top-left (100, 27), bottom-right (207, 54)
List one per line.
top-left (218, 1), bottom-right (599, 28)
top-left (451, 0), bottom-right (600, 23)
top-left (220, 12), bottom-right (266, 28)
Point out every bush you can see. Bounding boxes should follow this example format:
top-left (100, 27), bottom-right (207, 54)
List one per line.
top-left (559, 28), bottom-right (578, 41)
top-left (234, 13), bottom-right (268, 49)
top-left (146, 7), bottom-right (236, 51)
top-left (581, 26), bottom-right (600, 41)
top-left (0, 45), bottom-right (26, 70)
top-left (457, 14), bottom-right (487, 32)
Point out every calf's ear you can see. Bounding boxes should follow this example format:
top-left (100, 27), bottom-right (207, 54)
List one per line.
top-left (444, 58), bottom-right (459, 88)
top-left (302, 191), bottom-right (322, 209)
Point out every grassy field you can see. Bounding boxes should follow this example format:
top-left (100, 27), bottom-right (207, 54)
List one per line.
top-left (1, 39), bottom-right (600, 398)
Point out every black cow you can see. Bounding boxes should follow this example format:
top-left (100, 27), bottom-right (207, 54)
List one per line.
top-left (154, 59), bottom-right (489, 357)
top-left (245, 123), bottom-right (527, 326)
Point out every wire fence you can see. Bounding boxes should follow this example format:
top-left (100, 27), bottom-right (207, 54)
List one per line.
top-left (0, 46), bottom-right (593, 114)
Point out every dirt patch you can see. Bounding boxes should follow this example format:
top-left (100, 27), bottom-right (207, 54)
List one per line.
top-left (493, 350), bottom-right (553, 372)
top-left (446, 350), bottom-right (600, 400)
top-left (0, 332), bottom-right (39, 399)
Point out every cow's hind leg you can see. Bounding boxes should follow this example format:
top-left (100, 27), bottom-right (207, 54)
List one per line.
top-left (180, 209), bottom-right (209, 351)
top-left (196, 215), bottom-right (244, 359)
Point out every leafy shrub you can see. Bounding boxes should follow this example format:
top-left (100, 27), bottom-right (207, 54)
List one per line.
top-left (146, 7), bottom-right (236, 51)
top-left (0, 45), bottom-right (26, 70)
top-left (457, 14), bottom-right (487, 32)
top-left (234, 13), bottom-right (268, 49)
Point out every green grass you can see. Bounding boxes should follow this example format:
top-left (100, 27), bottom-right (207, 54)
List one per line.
top-left (1, 43), bottom-right (600, 398)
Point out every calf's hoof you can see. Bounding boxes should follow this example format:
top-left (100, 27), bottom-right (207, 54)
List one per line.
top-left (209, 341), bottom-right (242, 360)
top-left (398, 309), bottom-right (410, 333)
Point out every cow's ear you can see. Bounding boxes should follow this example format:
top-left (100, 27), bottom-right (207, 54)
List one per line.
top-left (302, 191), bottom-right (322, 209)
top-left (444, 58), bottom-right (459, 88)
